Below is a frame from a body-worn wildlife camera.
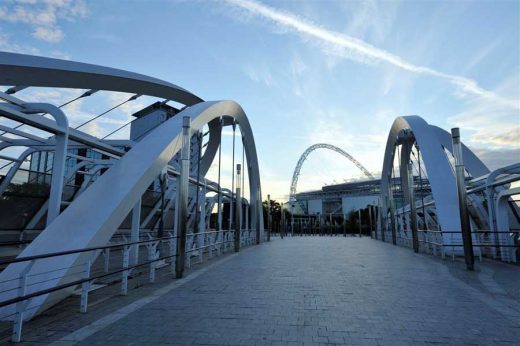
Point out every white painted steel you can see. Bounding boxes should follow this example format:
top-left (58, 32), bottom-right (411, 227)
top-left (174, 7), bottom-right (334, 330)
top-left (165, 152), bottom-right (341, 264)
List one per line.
top-left (380, 116), bottom-right (490, 251)
top-left (0, 52), bottom-right (202, 106)
top-left (0, 100), bottom-right (264, 320)
top-left (289, 143), bottom-right (373, 202)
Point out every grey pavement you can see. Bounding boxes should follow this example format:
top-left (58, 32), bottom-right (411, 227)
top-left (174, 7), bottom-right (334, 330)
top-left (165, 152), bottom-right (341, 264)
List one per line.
top-left (11, 237), bottom-right (520, 345)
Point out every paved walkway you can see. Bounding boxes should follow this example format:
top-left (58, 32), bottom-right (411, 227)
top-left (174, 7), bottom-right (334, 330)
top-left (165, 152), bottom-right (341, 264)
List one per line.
top-left (27, 238), bottom-right (520, 345)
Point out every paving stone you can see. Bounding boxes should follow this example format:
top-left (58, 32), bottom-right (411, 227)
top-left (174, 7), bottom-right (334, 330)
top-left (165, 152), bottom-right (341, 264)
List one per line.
top-left (9, 237), bottom-right (520, 345)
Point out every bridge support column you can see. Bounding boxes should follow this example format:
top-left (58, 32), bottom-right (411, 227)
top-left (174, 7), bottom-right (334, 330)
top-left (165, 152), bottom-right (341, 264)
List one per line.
top-left (451, 128), bottom-right (475, 271)
top-left (175, 116), bottom-right (191, 279)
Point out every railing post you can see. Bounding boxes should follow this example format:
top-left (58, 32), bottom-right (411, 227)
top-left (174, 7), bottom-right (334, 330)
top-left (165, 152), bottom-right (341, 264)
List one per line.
top-left (80, 259), bottom-right (91, 313)
top-left (176, 116), bottom-right (191, 279)
top-left (199, 233), bottom-right (203, 263)
top-left (148, 241), bottom-right (159, 283)
top-left (208, 233), bottom-right (213, 258)
top-left (368, 206), bottom-right (373, 238)
top-left (408, 162), bottom-right (419, 253)
top-left (234, 164), bottom-right (242, 252)
top-left (130, 199), bottom-right (141, 265)
top-left (12, 260), bottom-right (34, 343)
top-left (387, 188), bottom-right (396, 244)
top-left (267, 194), bottom-right (271, 242)
top-left (245, 205), bottom-right (249, 233)
top-left (217, 232), bottom-right (221, 256)
top-left (358, 209), bottom-right (362, 237)
top-left (121, 245), bottom-right (131, 295)
top-left (256, 185), bottom-right (261, 244)
top-left (451, 128), bottom-right (475, 271)
top-left (103, 248), bottom-right (110, 273)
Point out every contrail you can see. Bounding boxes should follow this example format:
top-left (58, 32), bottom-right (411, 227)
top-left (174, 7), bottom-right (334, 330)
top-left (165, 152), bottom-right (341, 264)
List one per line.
top-left (223, 0), bottom-right (519, 110)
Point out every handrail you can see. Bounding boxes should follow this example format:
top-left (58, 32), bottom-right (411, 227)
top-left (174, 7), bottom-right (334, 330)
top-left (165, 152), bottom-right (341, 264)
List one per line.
top-left (0, 235), bottom-right (176, 266)
top-left (0, 229), bottom-right (257, 310)
top-left (0, 229), bottom-right (253, 266)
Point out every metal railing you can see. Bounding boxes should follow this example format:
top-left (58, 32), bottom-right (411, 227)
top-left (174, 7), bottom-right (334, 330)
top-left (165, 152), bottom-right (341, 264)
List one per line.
top-left (0, 228), bottom-right (258, 342)
top-left (379, 228), bottom-right (519, 263)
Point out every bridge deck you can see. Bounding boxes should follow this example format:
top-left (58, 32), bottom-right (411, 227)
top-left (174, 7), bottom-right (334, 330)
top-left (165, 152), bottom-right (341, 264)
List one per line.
top-left (13, 237), bottom-right (520, 345)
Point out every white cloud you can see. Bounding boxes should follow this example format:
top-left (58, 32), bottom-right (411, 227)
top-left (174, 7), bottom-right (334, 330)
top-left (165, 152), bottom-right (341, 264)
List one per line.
top-left (0, 30), bottom-right (40, 54)
top-left (242, 62), bottom-right (276, 87)
top-left (223, 0), bottom-right (519, 110)
top-left (448, 74), bottom-right (520, 150)
top-left (0, 0), bottom-right (88, 43)
top-left (32, 26), bottom-right (63, 43)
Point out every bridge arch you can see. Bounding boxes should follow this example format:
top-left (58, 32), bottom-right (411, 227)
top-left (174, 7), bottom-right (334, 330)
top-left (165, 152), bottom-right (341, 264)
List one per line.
top-left (380, 115), bottom-right (489, 245)
top-left (289, 143), bottom-right (374, 202)
top-left (0, 53), bottom-right (264, 319)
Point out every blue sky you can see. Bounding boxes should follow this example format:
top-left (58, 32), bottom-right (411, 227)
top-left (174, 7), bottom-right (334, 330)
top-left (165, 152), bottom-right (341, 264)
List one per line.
top-left (0, 0), bottom-right (519, 200)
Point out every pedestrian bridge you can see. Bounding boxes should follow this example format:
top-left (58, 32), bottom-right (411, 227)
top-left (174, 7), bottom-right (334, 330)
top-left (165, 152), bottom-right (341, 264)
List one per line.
top-left (0, 52), bottom-right (519, 344)
top-left (0, 237), bottom-right (519, 345)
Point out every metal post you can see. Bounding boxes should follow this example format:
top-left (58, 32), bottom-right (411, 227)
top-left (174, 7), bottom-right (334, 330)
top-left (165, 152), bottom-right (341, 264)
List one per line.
top-left (175, 116), bottom-right (191, 278)
top-left (130, 199), bottom-right (141, 265)
top-left (281, 204), bottom-right (285, 239)
top-left (230, 122), bottom-right (236, 233)
top-left (368, 205), bottom-right (373, 238)
top-left (255, 185), bottom-right (261, 244)
top-left (373, 204), bottom-right (378, 240)
top-left (388, 192), bottom-right (396, 244)
top-left (267, 194), bottom-right (271, 241)
top-left (80, 259), bottom-right (91, 313)
top-left (408, 162), bottom-right (419, 253)
top-left (358, 209), bottom-right (362, 237)
top-left (451, 128), bottom-right (475, 271)
top-left (245, 205), bottom-right (249, 231)
top-left (158, 173), bottom-right (166, 239)
top-left (343, 213), bottom-right (346, 237)
top-left (12, 260), bottom-right (34, 343)
top-left (234, 164), bottom-right (242, 252)
top-left (103, 248), bottom-right (110, 273)
top-left (148, 241), bottom-right (158, 283)
top-left (217, 118), bottom-right (223, 250)
top-left (379, 199), bottom-right (385, 242)
top-left (121, 245), bottom-right (131, 295)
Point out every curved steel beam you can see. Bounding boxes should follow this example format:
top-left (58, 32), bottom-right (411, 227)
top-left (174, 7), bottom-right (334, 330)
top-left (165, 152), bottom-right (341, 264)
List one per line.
top-left (0, 100), bottom-right (263, 320)
top-left (380, 116), bottom-right (489, 246)
top-left (0, 52), bottom-right (203, 106)
top-left (289, 143), bottom-right (373, 201)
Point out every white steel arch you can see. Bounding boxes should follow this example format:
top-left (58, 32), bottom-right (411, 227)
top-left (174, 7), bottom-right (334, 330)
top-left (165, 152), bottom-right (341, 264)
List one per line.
top-left (380, 116), bottom-right (489, 247)
top-left (289, 143), bottom-right (374, 202)
top-left (0, 100), bottom-right (264, 319)
top-left (0, 53), bottom-right (264, 320)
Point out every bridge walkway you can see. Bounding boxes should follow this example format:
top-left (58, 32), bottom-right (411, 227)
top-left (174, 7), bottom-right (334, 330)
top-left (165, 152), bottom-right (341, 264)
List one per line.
top-left (8, 237), bottom-right (520, 345)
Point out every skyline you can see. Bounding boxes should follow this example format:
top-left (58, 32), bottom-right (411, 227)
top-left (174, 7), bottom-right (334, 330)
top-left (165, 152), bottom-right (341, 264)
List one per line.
top-left (0, 0), bottom-right (519, 200)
